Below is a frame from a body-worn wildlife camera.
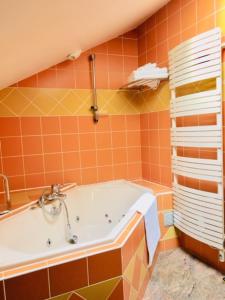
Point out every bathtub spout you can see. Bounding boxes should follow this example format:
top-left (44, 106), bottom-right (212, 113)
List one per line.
top-left (50, 184), bottom-right (66, 200)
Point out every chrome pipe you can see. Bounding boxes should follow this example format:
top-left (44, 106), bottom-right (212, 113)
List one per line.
top-left (89, 53), bottom-right (99, 123)
top-left (0, 173), bottom-right (11, 210)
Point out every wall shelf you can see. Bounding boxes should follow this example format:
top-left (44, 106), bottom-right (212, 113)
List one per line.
top-left (121, 64), bottom-right (168, 91)
top-left (121, 75), bottom-right (168, 91)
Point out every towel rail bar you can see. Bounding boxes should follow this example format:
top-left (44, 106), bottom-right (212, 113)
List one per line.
top-left (169, 28), bottom-right (225, 261)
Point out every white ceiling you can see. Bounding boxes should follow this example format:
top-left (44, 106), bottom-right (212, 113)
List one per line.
top-left (0, 0), bottom-right (168, 89)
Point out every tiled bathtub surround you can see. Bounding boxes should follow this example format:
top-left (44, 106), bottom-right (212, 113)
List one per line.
top-left (0, 181), bottom-right (177, 300)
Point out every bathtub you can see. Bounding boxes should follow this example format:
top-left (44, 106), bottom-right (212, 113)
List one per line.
top-left (0, 180), bottom-right (152, 270)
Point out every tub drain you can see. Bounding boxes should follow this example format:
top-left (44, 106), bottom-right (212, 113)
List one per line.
top-left (69, 235), bottom-right (78, 244)
top-left (46, 238), bottom-right (52, 247)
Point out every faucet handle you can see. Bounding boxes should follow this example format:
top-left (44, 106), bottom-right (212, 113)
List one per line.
top-left (51, 184), bottom-right (63, 194)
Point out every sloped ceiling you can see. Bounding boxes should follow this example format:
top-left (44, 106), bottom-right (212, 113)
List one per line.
top-left (0, 0), bottom-right (168, 89)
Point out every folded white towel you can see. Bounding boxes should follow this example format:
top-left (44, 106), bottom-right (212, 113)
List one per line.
top-left (137, 63), bottom-right (157, 72)
top-left (127, 63), bottom-right (168, 86)
top-left (128, 72), bottom-right (167, 83)
top-left (133, 70), bottom-right (167, 76)
top-left (129, 193), bottom-right (161, 266)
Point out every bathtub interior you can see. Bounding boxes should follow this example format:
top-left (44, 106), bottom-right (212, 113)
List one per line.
top-left (0, 180), bottom-right (152, 270)
top-left (65, 180), bottom-right (150, 238)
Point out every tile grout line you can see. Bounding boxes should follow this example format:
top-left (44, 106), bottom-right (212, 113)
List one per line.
top-left (40, 116), bottom-right (47, 186)
top-left (109, 116), bottom-right (115, 179)
top-left (2, 280), bottom-right (6, 300)
top-left (76, 116), bottom-right (82, 184)
top-left (71, 291), bottom-right (86, 300)
top-left (106, 276), bottom-right (122, 299)
top-left (47, 267), bottom-right (51, 298)
top-left (94, 123), bottom-right (99, 183)
top-left (58, 116), bottom-right (66, 185)
top-left (86, 257), bottom-right (90, 286)
top-left (18, 117), bottom-right (26, 189)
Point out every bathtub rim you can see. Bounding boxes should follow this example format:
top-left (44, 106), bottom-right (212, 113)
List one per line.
top-left (0, 180), bottom-right (152, 223)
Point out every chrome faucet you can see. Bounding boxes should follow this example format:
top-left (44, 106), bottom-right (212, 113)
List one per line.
top-left (39, 184), bottom-right (66, 206)
top-left (0, 173), bottom-right (11, 215)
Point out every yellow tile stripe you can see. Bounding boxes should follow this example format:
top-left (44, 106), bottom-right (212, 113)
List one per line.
top-left (1, 62), bottom-right (225, 117)
top-left (0, 88), bottom-right (140, 116)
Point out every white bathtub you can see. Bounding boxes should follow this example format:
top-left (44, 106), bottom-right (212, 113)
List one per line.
top-left (0, 180), bottom-right (152, 270)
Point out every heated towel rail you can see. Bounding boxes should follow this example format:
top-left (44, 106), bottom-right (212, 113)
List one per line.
top-left (169, 28), bottom-right (225, 261)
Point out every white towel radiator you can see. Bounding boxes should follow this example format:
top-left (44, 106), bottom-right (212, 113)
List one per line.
top-left (169, 28), bottom-right (225, 261)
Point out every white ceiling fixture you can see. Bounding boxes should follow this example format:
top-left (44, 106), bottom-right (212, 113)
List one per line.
top-left (0, 0), bottom-right (169, 89)
top-left (67, 50), bottom-right (82, 61)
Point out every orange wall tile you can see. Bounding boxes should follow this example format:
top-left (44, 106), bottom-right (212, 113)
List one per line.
top-left (137, 0), bottom-right (225, 68)
top-left (140, 111), bottom-right (172, 187)
top-left (0, 115), bottom-right (142, 192)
